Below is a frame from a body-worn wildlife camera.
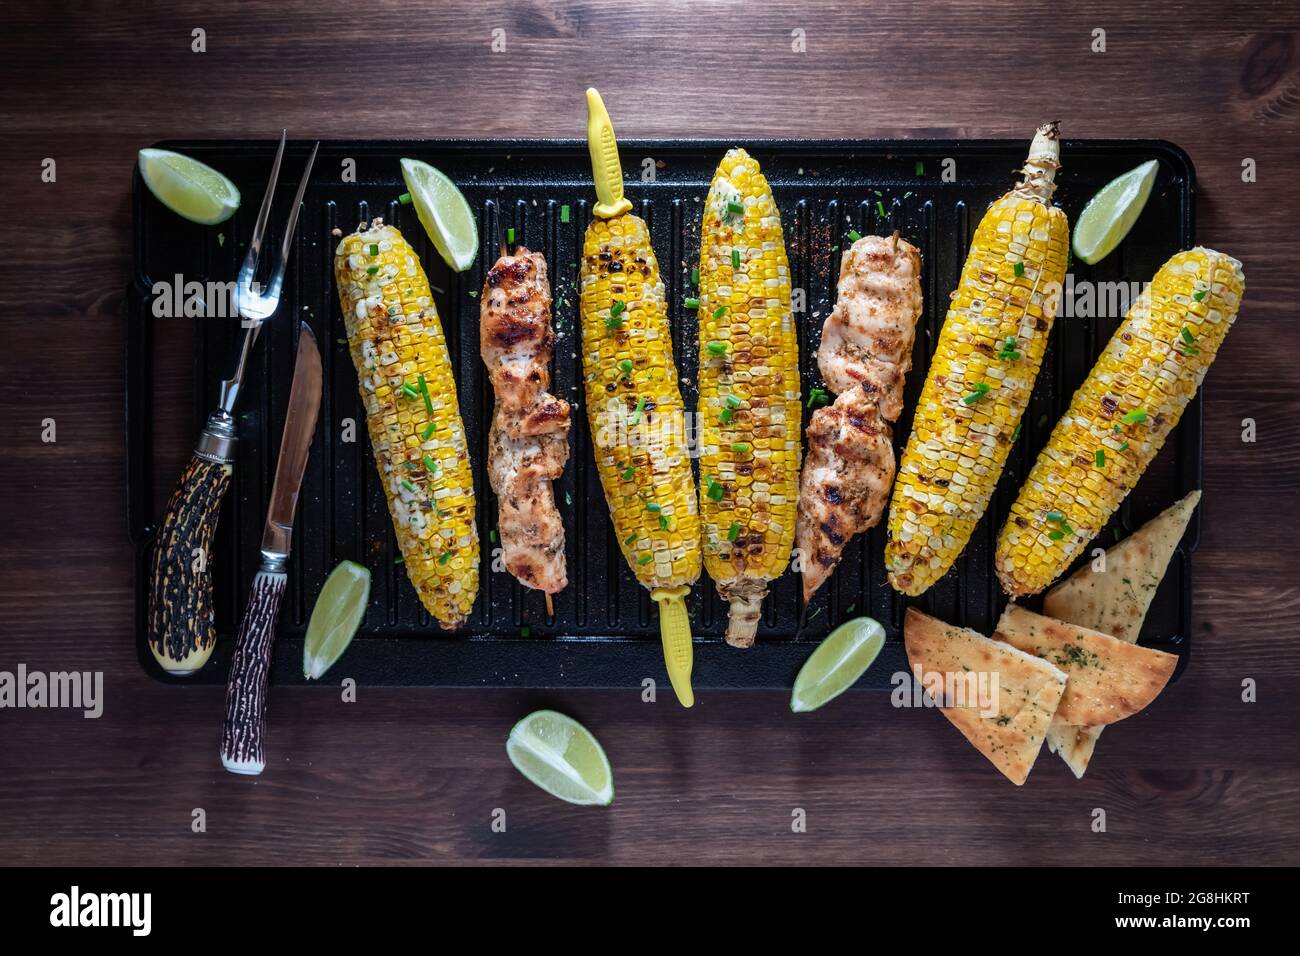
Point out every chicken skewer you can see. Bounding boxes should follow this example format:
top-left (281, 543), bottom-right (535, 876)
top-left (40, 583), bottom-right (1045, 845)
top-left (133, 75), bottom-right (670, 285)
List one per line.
top-left (480, 225), bottom-right (571, 615)
top-left (796, 232), bottom-right (923, 602)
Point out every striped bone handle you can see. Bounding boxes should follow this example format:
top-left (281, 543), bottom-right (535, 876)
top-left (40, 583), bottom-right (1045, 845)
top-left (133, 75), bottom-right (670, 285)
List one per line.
top-left (147, 453), bottom-right (232, 675)
top-left (220, 567), bottom-right (287, 775)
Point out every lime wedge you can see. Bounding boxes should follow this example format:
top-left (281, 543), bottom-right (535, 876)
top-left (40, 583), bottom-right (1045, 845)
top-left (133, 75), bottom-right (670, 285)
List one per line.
top-left (303, 561), bottom-right (371, 680)
top-left (506, 710), bottom-right (614, 806)
top-left (137, 148), bottom-right (240, 225)
top-left (790, 616), bottom-right (886, 713)
top-left (1072, 159), bottom-right (1159, 265)
top-left (399, 158), bottom-right (478, 272)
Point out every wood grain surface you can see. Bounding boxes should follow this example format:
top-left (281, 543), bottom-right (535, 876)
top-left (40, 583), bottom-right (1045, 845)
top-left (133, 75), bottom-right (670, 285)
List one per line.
top-left (1, 0), bottom-right (1298, 866)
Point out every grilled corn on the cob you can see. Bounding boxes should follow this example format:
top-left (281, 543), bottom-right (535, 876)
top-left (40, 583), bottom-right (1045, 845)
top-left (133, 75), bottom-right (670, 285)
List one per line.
top-left (996, 248), bottom-right (1245, 595)
top-left (334, 220), bottom-right (479, 628)
top-left (582, 88), bottom-right (701, 707)
top-left (886, 123), bottom-right (1069, 595)
top-left (696, 149), bottom-right (800, 648)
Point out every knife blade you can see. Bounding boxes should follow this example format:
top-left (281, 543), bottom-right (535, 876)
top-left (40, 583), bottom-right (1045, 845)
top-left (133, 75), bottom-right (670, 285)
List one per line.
top-left (220, 323), bottom-right (322, 775)
top-left (259, 323), bottom-right (323, 562)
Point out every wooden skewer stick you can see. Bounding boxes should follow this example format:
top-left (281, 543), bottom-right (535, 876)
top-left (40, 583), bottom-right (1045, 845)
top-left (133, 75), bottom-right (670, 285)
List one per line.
top-left (545, 593), bottom-right (554, 620)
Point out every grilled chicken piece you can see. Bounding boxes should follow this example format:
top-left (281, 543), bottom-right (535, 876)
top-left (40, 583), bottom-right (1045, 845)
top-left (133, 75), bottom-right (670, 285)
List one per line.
top-left (797, 234), bottom-right (922, 602)
top-left (481, 247), bottom-right (571, 594)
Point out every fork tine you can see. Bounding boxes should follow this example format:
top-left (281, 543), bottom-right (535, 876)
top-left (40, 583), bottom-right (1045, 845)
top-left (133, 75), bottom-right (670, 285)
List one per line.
top-left (240, 130), bottom-right (287, 283)
top-left (277, 140), bottom-right (320, 264)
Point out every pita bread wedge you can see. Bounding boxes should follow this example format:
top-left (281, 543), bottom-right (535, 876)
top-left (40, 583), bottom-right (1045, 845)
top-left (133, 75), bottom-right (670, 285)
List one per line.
top-left (994, 603), bottom-right (1177, 725)
top-left (1041, 492), bottom-right (1199, 776)
top-left (1043, 491), bottom-right (1199, 642)
top-left (904, 608), bottom-right (1066, 786)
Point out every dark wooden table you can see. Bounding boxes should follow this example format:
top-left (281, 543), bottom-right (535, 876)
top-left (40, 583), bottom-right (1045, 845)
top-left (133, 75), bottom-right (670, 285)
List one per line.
top-left (1, 0), bottom-right (1297, 866)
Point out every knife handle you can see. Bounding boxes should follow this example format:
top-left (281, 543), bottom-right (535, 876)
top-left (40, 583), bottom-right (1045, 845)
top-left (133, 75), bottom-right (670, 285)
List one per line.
top-left (147, 439), bottom-right (233, 676)
top-left (220, 559), bottom-right (287, 776)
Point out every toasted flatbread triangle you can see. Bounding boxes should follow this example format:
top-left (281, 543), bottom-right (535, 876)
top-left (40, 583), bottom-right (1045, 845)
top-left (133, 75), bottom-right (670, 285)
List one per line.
top-left (904, 608), bottom-right (1066, 786)
top-left (1044, 490), bottom-right (1199, 642)
top-left (1040, 492), bottom-right (1199, 775)
top-left (994, 604), bottom-right (1177, 725)
top-left (1046, 724), bottom-right (1102, 779)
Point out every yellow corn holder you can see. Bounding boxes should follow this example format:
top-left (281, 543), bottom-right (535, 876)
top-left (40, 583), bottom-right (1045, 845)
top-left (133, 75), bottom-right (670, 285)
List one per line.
top-left (579, 88), bottom-right (700, 707)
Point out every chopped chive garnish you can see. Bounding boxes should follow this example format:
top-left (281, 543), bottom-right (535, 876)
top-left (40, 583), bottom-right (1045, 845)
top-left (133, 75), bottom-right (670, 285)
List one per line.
top-left (507, 227), bottom-right (515, 244)
top-left (903, 191), bottom-right (913, 199)
top-left (915, 160), bottom-right (925, 175)
top-left (394, 555), bottom-right (405, 564)
top-left (606, 315), bottom-right (623, 330)
top-left (521, 625), bottom-right (530, 638)
top-left (403, 460), bottom-right (419, 469)
top-left (420, 422), bottom-right (436, 440)
top-left (1048, 529), bottom-right (1065, 541)
top-left (619, 359), bottom-right (634, 376)
top-left (713, 305), bottom-right (728, 319)
top-left (706, 477), bottom-right (724, 502)
top-left (691, 267), bottom-right (699, 285)
top-left (439, 550), bottom-right (452, 564)
top-left (629, 395), bottom-right (646, 424)
top-left (646, 501), bottom-right (661, 512)
top-left (368, 244), bottom-right (379, 256)
top-left (725, 394), bottom-right (742, 408)
top-left (684, 296), bottom-right (701, 309)
top-left (731, 441), bottom-right (751, 453)
top-left (727, 521), bottom-right (741, 542)
top-left (1193, 290), bottom-right (1207, 302)
top-left (1122, 409), bottom-right (1148, 424)
top-left (1095, 449), bottom-right (1105, 467)
top-left (1012, 422), bottom-right (1022, 441)
top-left (719, 408), bottom-right (734, 425)
top-left (367, 265), bottom-right (379, 275)
top-left (424, 455), bottom-right (439, 473)
top-left (732, 249), bottom-right (741, 269)
top-left (401, 479), bottom-right (417, 494)
top-left (398, 192), bottom-right (412, 205)
top-left (1046, 510), bottom-right (1064, 522)
top-left (847, 229), bottom-right (862, 242)
top-left (1014, 261), bottom-right (1025, 278)
top-left (807, 387), bottom-right (828, 408)
top-left (961, 382), bottom-right (991, 405)
top-left (489, 528), bottom-right (498, 542)
top-left (418, 373), bottom-right (433, 414)
top-left (638, 553), bottom-right (654, 566)
top-left (727, 200), bottom-right (744, 215)
top-left (401, 383), bottom-right (419, 398)
top-left (659, 514), bottom-right (670, 530)
top-left (876, 200), bottom-right (886, 217)
top-left (624, 533), bottom-right (638, 545)
top-left (1181, 327), bottom-right (1197, 345)
top-left (611, 300), bottom-right (626, 318)
top-left (621, 465), bottom-right (635, 480)
top-left (560, 204), bottom-right (571, 223)
top-left (1118, 442), bottom-right (1129, 452)
top-left (707, 340), bottom-right (729, 355)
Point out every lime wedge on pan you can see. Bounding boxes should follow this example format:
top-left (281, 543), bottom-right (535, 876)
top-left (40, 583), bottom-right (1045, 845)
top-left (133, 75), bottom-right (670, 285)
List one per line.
top-left (506, 710), bottom-right (614, 806)
top-left (399, 158), bottom-right (478, 272)
top-left (1072, 159), bottom-right (1159, 265)
top-left (303, 561), bottom-right (371, 680)
top-left (138, 148), bottom-right (241, 225)
top-left (790, 616), bottom-right (886, 713)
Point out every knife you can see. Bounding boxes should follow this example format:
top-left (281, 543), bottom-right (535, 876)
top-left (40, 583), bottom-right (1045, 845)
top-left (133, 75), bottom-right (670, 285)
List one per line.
top-left (220, 323), bottom-right (322, 775)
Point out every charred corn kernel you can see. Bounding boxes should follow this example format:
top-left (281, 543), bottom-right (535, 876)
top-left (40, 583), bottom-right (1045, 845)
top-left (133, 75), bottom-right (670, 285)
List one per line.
top-left (695, 149), bottom-right (799, 647)
top-left (334, 221), bottom-right (479, 628)
top-left (997, 248), bottom-right (1245, 596)
top-left (887, 123), bottom-right (1069, 596)
top-left (580, 212), bottom-right (701, 590)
